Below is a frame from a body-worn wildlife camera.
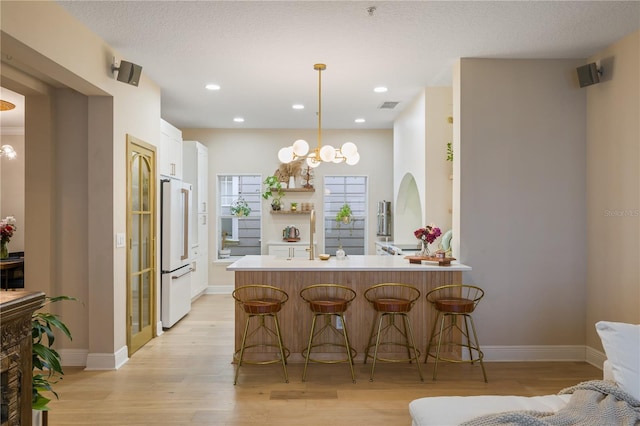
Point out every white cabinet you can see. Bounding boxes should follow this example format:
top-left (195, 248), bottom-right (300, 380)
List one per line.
top-left (160, 119), bottom-right (183, 179)
top-left (196, 145), bottom-right (208, 214)
top-left (183, 141), bottom-right (209, 298)
top-left (268, 242), bottom-right (316, 259)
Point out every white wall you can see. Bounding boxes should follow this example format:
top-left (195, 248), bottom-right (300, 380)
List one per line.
top-left (425, 88), bottom-right (453, 242)
top-left (181, 128), bottom-right (393, 285)
top-left (393, 88), bottom-right (453, 248)
top-left (394, 90), bottom-right (426, 245)
top-left (1, 1), bottom-right (162, 368)
top-left (585, 30), bottom-right (640, 353)
top-left (456, 59), bottom-right (588, 352)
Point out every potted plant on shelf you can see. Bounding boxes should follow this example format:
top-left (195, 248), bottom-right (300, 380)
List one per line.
top-left (262, 175), bottom-right (285, 210)
top-left (230, 197), bottom-right (251, 217)
top-left (32, 295), bottom-right (77, 424)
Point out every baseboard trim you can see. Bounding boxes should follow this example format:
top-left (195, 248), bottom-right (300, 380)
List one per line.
top-left (58, 349), bottom-right (88, 367)
top-left (585, 346), bottom-right (606, 369)
top-left (84, 345), bottom-right (129, 370)
top-left (482, 345), bottom-right (586, 362)
top-left (206, 285), bottom-right (233, 295)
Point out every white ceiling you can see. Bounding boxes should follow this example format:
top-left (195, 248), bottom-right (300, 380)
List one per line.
top-left (10, 2), bottom-right (640, 130)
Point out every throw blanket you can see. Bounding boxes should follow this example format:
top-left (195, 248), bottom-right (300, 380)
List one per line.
top-left (460, 380), bottom-right (640, 426)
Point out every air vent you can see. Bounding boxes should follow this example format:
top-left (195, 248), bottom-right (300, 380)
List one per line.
top-left (378, 101), bottom-right (400, 109)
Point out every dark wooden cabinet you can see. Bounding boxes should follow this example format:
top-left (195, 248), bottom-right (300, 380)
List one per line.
top-left (1, 291), bottom-right (45, 426)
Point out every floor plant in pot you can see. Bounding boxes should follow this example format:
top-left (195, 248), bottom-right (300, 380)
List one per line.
top-left (32, 295), bottom-right (77, 424)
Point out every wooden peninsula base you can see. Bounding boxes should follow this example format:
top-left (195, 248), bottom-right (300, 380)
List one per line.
top-left (228, 255), bottom-right (471, 363)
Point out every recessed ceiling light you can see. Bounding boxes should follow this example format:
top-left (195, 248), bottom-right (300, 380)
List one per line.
top-left (373, 86), bottom-right (388, 93)
top-left (355, 118), bottom-right (366, 123)
top-left (292, 104), bottom-right (304, 110)
top-left (233, 117), bottom-right (245, 123)
top-left (205, 84), bottom-right (221, 91)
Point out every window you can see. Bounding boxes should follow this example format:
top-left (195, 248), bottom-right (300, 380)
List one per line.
top-left (324, 176), bottom-right (367, 255)
top-left (218, 175), bottom-right (261, 258)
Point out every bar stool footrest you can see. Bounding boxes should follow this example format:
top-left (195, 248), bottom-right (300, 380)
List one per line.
top-left (234, 344), bottom-right (290, 365)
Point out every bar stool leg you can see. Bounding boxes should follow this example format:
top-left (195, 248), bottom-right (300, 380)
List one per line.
top-left (369, 313), bottom-right (386, 381)
top-left (339, 313), bottom-right (356, 383)
top-left (234, 316), bottom-right (252, 385)
top-left (302, 314), bottom-right (319, 382)
top-left (424, 311), bottom-right (441, 364)
top-left (363, 312), bottom-right (380, 364)
top-left (273, 314), bottom-right (289, 383)
top-left (467, 315), bottom-right (488, 383)
top-left (432, 313), bottom-right (447, 381)
top-left (402, 313), bottom-right (423, 381)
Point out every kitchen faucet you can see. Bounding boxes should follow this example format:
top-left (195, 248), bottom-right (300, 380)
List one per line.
top-left (306, 209), bottom-right (315, 260)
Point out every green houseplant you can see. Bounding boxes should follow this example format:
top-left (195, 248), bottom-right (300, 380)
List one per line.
top-left (32, 295), bottom-right (76, 412)
top-left (262, 175), bottom-right (285, 210)
top-left (335, 203), bottom-right (353, 224)
top-left (230, 197), bottom-right (252, 217)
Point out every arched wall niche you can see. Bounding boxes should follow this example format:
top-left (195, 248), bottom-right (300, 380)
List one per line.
top-left (394, 172), bottom-right (422, 245)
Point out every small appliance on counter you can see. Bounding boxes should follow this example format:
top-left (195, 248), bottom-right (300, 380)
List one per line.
top-left (377, 201), bottom-right (391, 237)
top-left (282, 225), bottom-right (300, 242)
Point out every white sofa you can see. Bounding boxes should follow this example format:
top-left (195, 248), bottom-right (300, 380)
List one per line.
top-left (409, 362), bottom-right (612, 426)
top-left (409, 321), bottom-right (639, 426)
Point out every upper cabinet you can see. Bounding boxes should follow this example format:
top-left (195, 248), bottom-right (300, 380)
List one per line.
top-left (160, 119), bottom-right (183, 180)
top-left (183, 141), bottom-right (208, 214)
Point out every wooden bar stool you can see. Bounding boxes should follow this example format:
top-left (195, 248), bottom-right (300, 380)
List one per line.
top-left (363, 283), bottom-right (423, 381)
top-left (300, 284), bottom-right (357, 383)
top-left (424, 284), bottom-right (488, 382)
top-left (232, 285), bottom-right (290, 385)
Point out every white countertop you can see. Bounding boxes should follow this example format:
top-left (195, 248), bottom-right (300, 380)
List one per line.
top-left (227, 255), bottom-right (471, 272)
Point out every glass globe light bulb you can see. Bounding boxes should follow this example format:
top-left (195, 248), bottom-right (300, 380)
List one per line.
top-left (319, 145), bottom-right (336, 162)
top-left (341, 142), bottom-right (357, 157)
top-left (278, 146), bottom-right (294, 163)
top-left (345, 151), bottom-right (360, 165)
top-left (292, 139), bottom-right (309, 156)
top-left (306, 155), bottom-right (320, 168)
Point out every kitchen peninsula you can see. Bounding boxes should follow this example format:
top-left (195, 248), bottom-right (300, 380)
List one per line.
top-left (227, 255), bottom-right (471, 362)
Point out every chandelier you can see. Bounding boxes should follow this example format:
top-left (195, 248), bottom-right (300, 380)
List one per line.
top-left (0, 100), bottom-right (17, 159)
top-left (278, 64), bottom-right (359, 168)
top-left (0, 145), bottom-right (17, 159)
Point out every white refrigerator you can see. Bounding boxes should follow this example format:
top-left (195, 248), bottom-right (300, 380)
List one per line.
top-left (161, 179), bottom-right (193, 328)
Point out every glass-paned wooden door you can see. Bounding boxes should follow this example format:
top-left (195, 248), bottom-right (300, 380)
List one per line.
top-left (127, 136), bottom-right (157, 355)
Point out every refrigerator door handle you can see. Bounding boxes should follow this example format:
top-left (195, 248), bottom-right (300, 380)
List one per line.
top-left (181, 187), bottom-right (190, 260)
top-left (172, 267), bottom-right (192, 280)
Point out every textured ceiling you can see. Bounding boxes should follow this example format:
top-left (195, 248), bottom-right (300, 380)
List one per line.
top-left (24, 1), bottom-right (640, 129)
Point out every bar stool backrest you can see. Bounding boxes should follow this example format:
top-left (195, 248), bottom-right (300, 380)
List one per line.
top-left (232, 285), bottom-right (289, 314)
top-left (426, 284), bottom-right (484, 314)
top-left (364, 283), bottom-right (420, 313)
top-left (300, 284), bottom-right (356, 314)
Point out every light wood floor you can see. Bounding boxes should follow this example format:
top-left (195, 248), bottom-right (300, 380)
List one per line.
top-left (48, 294), bottom-right (600, 425)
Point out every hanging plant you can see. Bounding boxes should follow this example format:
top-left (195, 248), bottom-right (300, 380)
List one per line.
top-left (230, 197), bottom-right (251, 217)
top-left (335, 203), bottom-right (353, 224)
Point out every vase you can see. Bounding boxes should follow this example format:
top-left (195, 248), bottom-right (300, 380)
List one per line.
top-left (418, 240), bottom-right (430, 257)
top-left (0, 241), bottom-right (8, 259)
top-left (288, 176), bottom-right (295, 189)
